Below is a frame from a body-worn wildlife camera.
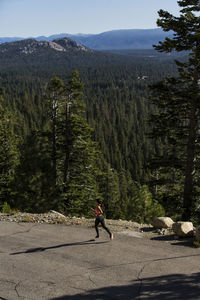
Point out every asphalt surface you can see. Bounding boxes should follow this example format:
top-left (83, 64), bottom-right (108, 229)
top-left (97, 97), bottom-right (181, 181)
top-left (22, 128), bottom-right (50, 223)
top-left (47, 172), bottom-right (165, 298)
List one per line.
top-left (0, 221), bottom-right (200, 300)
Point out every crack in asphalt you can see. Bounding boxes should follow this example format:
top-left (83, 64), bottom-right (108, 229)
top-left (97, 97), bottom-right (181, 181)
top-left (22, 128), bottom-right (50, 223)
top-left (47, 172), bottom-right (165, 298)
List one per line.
top-left (0, 279), bottom-right (21, 299)
top-left (14, 281), bottom-right (21, 298)
top-left (134, 253), bottom-right (200, 299)
top-left (0, 279), bottom-right (17, 285)
top-left (66, 283), bottom-right (87, 293)
top-left (41, 281), bottom-right (57, 299)
top-left (40, 280), bottom-right (56, 286)
top-left (88, 252), bottom-right (200, 271)
top-left (88, 275), bottom-right (97, 286)
top-left (136, 261), bottom-right (155, 299)
top-left (86, 253), bottom-right (200, 299)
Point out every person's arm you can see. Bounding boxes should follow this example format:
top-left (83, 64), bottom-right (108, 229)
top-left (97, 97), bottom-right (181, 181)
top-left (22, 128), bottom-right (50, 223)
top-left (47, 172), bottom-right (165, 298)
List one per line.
top-left (98, 204), bottom-right (103, 214)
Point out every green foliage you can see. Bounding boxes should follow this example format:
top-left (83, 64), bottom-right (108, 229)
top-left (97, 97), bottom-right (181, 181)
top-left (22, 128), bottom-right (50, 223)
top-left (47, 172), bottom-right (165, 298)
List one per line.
top-left (13, 133), bottom-right (55, 212)
top-left (127, 184), bottom-right (165, 224)
top-left (42, 71), bottom-right (101, 214)
top-left (97, 163), bottom-right (121, 219)
top-left (193, 240), bottom-right (200, 248)
top-left (0, 87), bottom-right (19, 206)
top-left (0, 45), bottom-right (182, 220)
top-left (149, 0), bottom-right (200, 220)
top-left (1, 202), bottom-right (11, 214)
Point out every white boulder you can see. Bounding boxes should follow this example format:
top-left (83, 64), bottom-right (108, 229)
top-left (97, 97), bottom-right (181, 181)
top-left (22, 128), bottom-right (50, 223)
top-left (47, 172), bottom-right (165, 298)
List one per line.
top-left (172, 221), bottom-right (194, 237)
top-left (152, 217), bottom-right (174, 229)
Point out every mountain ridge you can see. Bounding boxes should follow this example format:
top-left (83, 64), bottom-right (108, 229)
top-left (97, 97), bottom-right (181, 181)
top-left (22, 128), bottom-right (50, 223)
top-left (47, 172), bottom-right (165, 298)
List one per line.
top-left (0, 28), bottom-right (173, 50)
top-left (0, 36), bottom-right (135, 76)
top-left (0, 37), bottom-right (91, 55)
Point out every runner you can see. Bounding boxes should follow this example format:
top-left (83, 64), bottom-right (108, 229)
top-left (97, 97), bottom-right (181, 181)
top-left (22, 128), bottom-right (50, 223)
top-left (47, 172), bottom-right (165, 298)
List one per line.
top-left (91, 199), bottom-right (113, 240)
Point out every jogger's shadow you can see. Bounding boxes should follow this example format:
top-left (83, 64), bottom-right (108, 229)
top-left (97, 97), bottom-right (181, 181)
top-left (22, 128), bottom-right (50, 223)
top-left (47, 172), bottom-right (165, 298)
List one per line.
top-left (10, 239), bottom-right (109, 255)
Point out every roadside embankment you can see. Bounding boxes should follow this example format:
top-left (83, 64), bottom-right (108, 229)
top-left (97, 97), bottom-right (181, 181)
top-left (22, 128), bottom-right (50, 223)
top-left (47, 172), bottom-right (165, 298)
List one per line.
top-left (0, 211), bottom-right (152, 234)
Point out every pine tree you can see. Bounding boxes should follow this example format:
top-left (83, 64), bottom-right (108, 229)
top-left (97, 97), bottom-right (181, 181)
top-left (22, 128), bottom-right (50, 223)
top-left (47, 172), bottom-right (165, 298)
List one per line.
top-left (45, 77), bottom-right (64, 189)
top-left (97, 162), bottom-right (120, 219)
top-left (13, 132), bottom-right (53, 212)
top-left (149, 0), bottom-right (200, 220)
top-left (61, 71), bottom-right (101, 214)
top-left (127, 183), bottom-right (164, 224)
top-left (0, 87), bottom-right (19, 207)
top-left (44, 71), bottom-right (101, 214)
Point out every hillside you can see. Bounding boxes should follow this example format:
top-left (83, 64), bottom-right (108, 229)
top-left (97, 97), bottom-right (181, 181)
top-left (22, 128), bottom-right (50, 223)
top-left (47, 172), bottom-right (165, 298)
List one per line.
top-left (0, 35), bottom-right (181, 218)
top-left (0, 37), bottom-right (138, 77)
top-left (0, 36), bottom-right (181, 76)
top-left (0, 37), bottom-right (179, 178)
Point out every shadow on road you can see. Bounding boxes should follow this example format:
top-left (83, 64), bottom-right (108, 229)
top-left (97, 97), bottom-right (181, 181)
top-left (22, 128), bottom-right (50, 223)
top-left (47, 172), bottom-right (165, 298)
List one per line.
top-left (142, 227), bottom-right (194, 248)
top-left (10, 239), bottom-right (109, 255)
top-left (49, 272), bottom-right (200, 300)
top-left (151, 235), bottom-right (194, 247)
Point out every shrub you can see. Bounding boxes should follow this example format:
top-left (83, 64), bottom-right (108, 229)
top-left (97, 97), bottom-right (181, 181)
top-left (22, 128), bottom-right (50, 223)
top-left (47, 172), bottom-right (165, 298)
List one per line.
top-left (1, 202), bottom-right (12, 214)
top-left (127, 184), bottom-right (165, 224)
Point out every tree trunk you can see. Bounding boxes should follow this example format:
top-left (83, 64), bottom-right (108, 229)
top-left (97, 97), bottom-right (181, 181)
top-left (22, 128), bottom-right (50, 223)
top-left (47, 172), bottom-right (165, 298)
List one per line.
top-left (183, 104), bottom-right (197, 220)
top-left (52, 105), bottom-right (57, 188)
top-left (63, 99), bottom-right (71, 186)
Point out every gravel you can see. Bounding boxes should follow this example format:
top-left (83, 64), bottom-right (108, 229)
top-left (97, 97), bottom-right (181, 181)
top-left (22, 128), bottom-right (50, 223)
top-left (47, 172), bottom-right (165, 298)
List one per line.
top-left (0, 210), bottom-right (153, 234)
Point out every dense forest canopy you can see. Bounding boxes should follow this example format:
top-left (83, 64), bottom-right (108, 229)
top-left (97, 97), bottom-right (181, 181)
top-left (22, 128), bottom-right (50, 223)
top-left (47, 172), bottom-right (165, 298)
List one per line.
top-left (0, 29), bottom-right (192, 223)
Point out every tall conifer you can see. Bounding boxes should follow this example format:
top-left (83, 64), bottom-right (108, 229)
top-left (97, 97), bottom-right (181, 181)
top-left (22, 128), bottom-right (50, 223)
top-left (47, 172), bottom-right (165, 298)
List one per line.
top-left (0, 87), bottom-right (19, 206)
top-left (149, 0), bottom-right (200, 219)
top-left (45, 71), bottom-right (100, 214)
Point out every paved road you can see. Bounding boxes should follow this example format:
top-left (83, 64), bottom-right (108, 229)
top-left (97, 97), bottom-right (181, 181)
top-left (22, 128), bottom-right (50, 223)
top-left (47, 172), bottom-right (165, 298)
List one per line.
top-left (0, 221), bottom-right (200, 300)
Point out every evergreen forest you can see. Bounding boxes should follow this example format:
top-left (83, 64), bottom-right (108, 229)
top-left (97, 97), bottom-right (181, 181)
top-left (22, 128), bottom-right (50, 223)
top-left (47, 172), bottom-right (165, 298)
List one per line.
top-left (1, 0), bottom-right (200, 224)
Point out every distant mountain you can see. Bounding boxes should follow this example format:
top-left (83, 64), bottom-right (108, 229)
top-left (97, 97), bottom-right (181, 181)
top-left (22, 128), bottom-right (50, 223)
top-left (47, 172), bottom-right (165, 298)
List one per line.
top-left (0, 29), bottom-right (173, 50)
top-left (0, 37), bottom-right (91, 55)
top-left (69, 29), bottom-right (173, 50)
top-left (0, 37), bottom-right (136, 76)
top-left (0, 37), bottom-right (23, 44)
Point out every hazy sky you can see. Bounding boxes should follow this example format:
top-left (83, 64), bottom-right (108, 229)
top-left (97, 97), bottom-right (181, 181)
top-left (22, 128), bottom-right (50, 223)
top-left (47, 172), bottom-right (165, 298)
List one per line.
top-left (0, 0), bottom-right (180, 37)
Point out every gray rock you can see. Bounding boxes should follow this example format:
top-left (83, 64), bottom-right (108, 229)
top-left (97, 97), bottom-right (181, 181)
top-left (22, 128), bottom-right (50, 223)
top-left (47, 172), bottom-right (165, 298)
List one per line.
top-left (172, 221), bottom-right (194, 237)
top-left (152, 217), bottom-right (174, 229)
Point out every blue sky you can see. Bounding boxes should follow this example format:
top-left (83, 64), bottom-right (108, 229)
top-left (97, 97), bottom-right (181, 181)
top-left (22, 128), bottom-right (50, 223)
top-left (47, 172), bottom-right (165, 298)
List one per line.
top-left (0, 0), bottom-right (180, 37)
